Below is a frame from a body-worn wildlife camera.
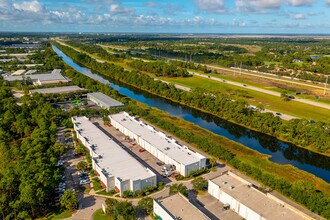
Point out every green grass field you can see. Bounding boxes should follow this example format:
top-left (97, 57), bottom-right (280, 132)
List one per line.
top-left (92, 209), bottom-right (112, 220)
top-left (160, 75), bottom-right (330, 122)
top-left (65, 42), bottom-right (330, 122)
top-left (93, 178), bottom-right (103, 191)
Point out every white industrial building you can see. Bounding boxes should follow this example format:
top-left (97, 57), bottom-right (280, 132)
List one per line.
top-left (153, 193), bottom-right (210, 220)
top-left (109, 112), bottom-right (207, 177)
top-left (72, 116), bottom-right (157, 196)
top-left (87, 92), bottom-right (124, 109)
top-left (208, 171), bottom-right (313, 220)
top-left (4, 69), bottom-right (70, 85)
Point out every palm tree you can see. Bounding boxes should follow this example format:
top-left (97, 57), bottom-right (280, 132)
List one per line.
top-left (209, 157), bottom-right (217, 168)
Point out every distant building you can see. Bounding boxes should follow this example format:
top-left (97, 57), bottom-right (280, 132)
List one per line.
top-left (110, 112), bottom-right (207, 177)
top-left (6, 44), bottom-right (41, 48)
top-left (72, 116), bottom-right (156, 196)
top-left (11, 70), bottom-right (26, 76)
top-left (310, 55), bottom-right (321, 59)
top-left (87, 92), bottom-right (124, 109)
top-left (4, 69), bottom-right (70, 85)
top-left (30, 86), bottom-right (85, 94)
top-left (153, 193), bottom-right (210, 220)
top-left (293, 59), bottom-right (303, 63)
top-left (208, 171), bottom-right (313, 220)
top-left (25, 70), bottom-right (37, 75)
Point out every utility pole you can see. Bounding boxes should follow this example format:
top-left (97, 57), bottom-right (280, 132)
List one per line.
top-left (324, 75), bottom-right (329, 95)
top-left (190, 54), bottom-right (192, 62)
top-left (240, 62), bottom-right (242, 76)
top-left (185, 54), bottom-right (187, 62)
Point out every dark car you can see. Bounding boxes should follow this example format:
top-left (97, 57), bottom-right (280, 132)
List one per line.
top-left (156, 161), bottom-right (164, 166)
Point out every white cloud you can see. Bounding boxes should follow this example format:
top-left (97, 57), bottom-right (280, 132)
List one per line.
top-left (144, 1), bottom-right (159, 8)
top-left (293, 13), bottom-right (305, 19)
top-left (13, 0), bottom-right (43, 13)
top-left (194, 0), bottom-right (226, 14)
top-left (236, 0), bottom-right (281, 9)
top-left (235, 0), bottom-right (281, 13)
top-left (288, 0), bottom-right (315, 6)
top-left (109, 4), bottom-right (134, 15)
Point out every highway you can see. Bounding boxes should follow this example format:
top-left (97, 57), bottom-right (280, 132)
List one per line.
top-left (189, 71), bottom-right (330, 110)
top-left (57, 40), bottom-right (330, 111)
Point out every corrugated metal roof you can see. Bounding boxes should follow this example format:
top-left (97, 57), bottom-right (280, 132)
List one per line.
top-left (87, 92), bottom-right (124, 108)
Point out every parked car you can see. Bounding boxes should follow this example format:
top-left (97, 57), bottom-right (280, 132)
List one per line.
top-left (138, 148), bottom-right (145, 152)
top-left (156, 161), bottom-right (164, 166)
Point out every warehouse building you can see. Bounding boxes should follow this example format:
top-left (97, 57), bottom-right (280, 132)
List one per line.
top-left (87, 92), bottom-right (124, 109)
top-left (109, 112), bottom-right (207, 177)
top-left (30, 86), bottom-right (85, 94)
top-left (153, 193), bottom-right (210, 220)
top-left (4, 69), bottom-right (70, 85)
top-left (208, 171), bottom-right (313, 220)
top-left (72, 116), bottom-right (156, 196)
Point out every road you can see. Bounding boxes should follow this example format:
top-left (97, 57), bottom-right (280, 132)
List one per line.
top-left (158, 76), bottom-right (297, 120)
top-left (55, 40), bottom-right (330, 112)
top-left (189, 71), bottom-right (330, 110)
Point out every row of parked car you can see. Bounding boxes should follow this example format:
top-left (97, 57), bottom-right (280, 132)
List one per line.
top-left (55, 175), bottom-right (67, 202)
top-left (79, 171), bottom-right (90, 185)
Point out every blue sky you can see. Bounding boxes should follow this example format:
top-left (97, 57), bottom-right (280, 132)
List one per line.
top-left (0, 0), bottom-right (330, 33)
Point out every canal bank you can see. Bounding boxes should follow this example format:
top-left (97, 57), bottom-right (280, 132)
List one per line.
top-left (52, 44), bottom-right (330, 183)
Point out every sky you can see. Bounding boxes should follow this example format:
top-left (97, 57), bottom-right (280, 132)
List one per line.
top-left (0, 0), bottom-right (330, 34)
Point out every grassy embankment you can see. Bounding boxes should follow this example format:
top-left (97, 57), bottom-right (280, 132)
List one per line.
top-left (65, 42), bottom-right (330, 122)
top-left (58, 56), bottom-right (330, 217)
top-left (58, 42), bottom-right (330, 156)
top-left (132, 102), bottom-right (330, 195)
top-left (160, 75), bottom-right (330, 122)
top-left (190, 69), bottom-right (330, 105)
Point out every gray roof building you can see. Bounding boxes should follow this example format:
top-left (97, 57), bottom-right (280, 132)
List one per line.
top-left (87, 92), bottom-right (124, 109)
top-left (30, 86), bottom-right (85, 94)
top-left (3, 69), bottom-right (70, 85)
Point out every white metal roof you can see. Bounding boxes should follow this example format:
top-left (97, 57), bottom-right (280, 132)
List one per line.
top-left (30, 86), bottom-right (85, 94)
top-left (87, 92), bottom-right (124, 108)
top-left (4, 69), bottom-right (68, 82)
top-left (72, 116), bottom-right (155, 181)
top-left (210, 172), bottom-right (310, 220)
top-left (110, 112), bottom-right (206, 166)
top-left (155, 193), bottom-right (210, 220)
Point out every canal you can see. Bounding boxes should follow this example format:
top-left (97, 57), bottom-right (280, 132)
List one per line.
top-left (52, 45), bottom-right (330, 183)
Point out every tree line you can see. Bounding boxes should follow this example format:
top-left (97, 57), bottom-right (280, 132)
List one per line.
top-left (59, 57), bottom-right (330, 219)
top-left (0, 78), bottom-right (68, 219)
top-left (128, 59), bottom-right (189, 77)
top-left (54, 42), bottom-right (330, 154)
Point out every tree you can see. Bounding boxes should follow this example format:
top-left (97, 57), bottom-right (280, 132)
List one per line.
top-left (103, 116), bottom-right (110, 125)
top-left (256, 104), bottom-right (265, 112)
top-left (138, 197), bottom-right (153, 215)
top-left (75, 143), bottom-right (86, 155)
top-left (192, 177), bottom-right (208, 191)
top-left (105, 198), bottom-right (136, 220)
top-left (209, 157), bottom-right (217, 168)
top-left (76, 161), bottom-right (88, 171)
top-left (169, 183), bottom-right (188, 197)
top-left (60, 190), bottom-right (78, 211)
top-left (115, 201), bottom-right (136, 220)
top-left (281, 91), bottom-right (290, 101)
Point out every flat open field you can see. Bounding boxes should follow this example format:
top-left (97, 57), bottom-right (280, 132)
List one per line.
top-left (160, 75), bottom-right (330, 122)
top-left (195, 69), bottom-right (330, 105)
